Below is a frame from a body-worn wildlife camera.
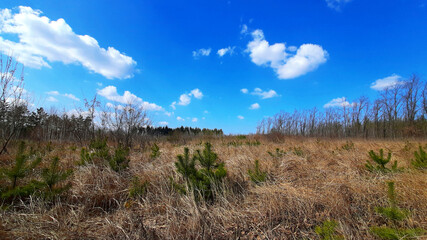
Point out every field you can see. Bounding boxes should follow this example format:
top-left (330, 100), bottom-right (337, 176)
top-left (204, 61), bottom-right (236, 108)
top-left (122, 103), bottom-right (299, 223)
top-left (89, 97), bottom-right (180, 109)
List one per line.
top-left (0, 136), bottom-right (426, 239)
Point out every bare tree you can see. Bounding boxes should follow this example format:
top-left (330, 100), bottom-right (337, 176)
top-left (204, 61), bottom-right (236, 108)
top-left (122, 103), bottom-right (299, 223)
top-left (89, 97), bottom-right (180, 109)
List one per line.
top-left (101, 101), bottom-right (151, 148)
top-left (0, 54), bottom-right (26, 155)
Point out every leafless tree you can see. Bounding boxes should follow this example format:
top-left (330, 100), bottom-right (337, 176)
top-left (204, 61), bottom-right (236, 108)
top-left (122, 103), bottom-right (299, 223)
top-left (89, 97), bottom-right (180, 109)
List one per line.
top-left (0, 54), bottom-right (26, 155)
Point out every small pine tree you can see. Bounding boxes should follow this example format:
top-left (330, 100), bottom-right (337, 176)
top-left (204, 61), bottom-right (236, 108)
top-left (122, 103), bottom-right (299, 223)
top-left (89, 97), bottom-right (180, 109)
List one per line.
top-left (365, 149), bottom-right (400, 173)
top-left (109, 145), bottom-right (130, 172)
top-left (0, 142), bottom-right (42, 199)
top-left (175, 148), bottom-right (197, 184)
top-left (150, 143), bottom-right (161, 159)
top-left (39, 156), bottom-right (73, 199)
top-left (2, 142), bottom-right (41, 189)
top-left (267, 148), bottom-right (285, 158)
top-left (174, 143), bottom-right (227, 202)
top-left (248, 159), bottom-right (267, 184)
top-left (315, 220), bottom-right (344, 240)
top-left (411, 146), bottom-right (427, 169)
top-left (370, 181), bottom-right (425, 239)
top-left (128, 176), bottom-right (148, 198)
top-left (375, 182), bottom-right (408, 223)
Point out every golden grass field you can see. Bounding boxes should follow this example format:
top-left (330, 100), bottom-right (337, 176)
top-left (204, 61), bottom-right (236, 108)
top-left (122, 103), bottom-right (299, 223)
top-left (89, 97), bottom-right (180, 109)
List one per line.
top-left (1, 136), bottom-right (426, 239)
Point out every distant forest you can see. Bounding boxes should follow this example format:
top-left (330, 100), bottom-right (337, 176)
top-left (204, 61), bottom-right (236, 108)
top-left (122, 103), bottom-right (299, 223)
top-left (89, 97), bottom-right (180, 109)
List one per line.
top-left (257, 75), bottom-right (427, 138)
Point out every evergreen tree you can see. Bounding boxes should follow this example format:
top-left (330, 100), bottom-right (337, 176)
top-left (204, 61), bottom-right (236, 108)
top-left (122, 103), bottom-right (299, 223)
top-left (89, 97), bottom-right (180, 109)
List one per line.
top-left (248, 159), bottom-right (267, 184)
top-left (0, 141), bottom-right (41, 199)
top-left (315, 220), bottom-right (344, 240)
top-left (365, 149), bottom-right (400, 173)
top-left (370, 181), bottom-right (425, 239)
top-left (39, 156), bottom-right (73, 199)
top-left (411, 146), bottom-right (427, 169)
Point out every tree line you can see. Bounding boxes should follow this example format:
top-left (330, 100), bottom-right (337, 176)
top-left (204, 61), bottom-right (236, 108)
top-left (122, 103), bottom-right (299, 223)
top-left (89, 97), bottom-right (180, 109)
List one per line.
top-left (257, 75), bottom-right (427, 138)
top-left (0, 55), bottom-right (222, 154)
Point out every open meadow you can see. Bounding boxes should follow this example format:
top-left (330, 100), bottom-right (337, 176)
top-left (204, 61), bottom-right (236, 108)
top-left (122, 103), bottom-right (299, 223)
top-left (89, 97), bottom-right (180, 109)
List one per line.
top-left (1, 136), bottom-right (426, 239)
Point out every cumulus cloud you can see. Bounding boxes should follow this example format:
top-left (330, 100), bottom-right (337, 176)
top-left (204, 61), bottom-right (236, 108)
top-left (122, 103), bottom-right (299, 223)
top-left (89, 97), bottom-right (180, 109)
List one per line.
top-left (251, 88), bottom-right (279, 99)
top-left (249, 103), bottom-right (260, 110)
top-left (171, 88), bottom-right (203, 108)
top-left (0, 6), bottom-right (136, 79)
top-left (190, 88), bottom-right (203, 99)
top-left (237, 115), bottom-right (244, 120)
top-left (192, 48), bottom-right (211, 58)
top-left (178, 94), bottom-right (191, 106)
top-left (158, 121), bottom-right (168, 126)
top-left (324, 97), bottom-right (354, 108)
top-left (370, 74), bottom-right (404, 91)
top-left (177, 116), bottom-right (184, 121)
top-left (97, 86), bottom-right (163, 111)
top-left (326, 0), bottom-right (352, 11)
top-left (246, 29), bottom-right (327, 79)
top-left (192, 118), bottom-right (198, 122)
top-left (241, 88), bottom-right (249, 94)
top-left (217, 46), bottom-right (235, 57)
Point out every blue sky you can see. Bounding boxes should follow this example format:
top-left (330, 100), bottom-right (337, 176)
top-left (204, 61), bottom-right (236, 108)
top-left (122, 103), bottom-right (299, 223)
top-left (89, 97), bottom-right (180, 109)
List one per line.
top-left (1, 0), bottom-right (426, 134)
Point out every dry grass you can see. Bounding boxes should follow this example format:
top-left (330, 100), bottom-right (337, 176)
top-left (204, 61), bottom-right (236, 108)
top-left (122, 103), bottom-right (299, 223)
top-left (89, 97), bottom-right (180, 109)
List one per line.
top-left (1, 137), bottom-right (426, 239)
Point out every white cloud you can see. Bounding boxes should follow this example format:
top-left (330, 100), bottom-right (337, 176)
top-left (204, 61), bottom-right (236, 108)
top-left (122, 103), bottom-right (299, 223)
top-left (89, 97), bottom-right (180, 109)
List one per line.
top-left (192, 118), bottom-right (198, 122)
top-left (217, 46), bottom-right (235, 57)
top-left (370, 74), bottom-right (404, 91)
top-left (64, 93), bottom-right (80, 101)
top-left (326, 0), bottom-right (352, 11)
top-left (0, 6), bottom-right (136, 79)
top-left (178, 93), bottom-right (191, 106)
top-left (246, 29), bottom-right (327, 79)
top-left (237, 115), bottom-right (244, 120)
top-left (96, 82), bottom-right (103, 87)
top-left (46, 90), bottom-right (80, 101)
top-left (204, 110), bottom-right (209, 114)
top-left (324, 97), bottom-right (354, 108)
top-left (249, 103), bottom-right (260, 110)
top-left (158, 121), bottom-right (168, 126)
top-left (192, 48), bottom-right (211, 58)
top-left (97, 85), bottom-right (163, 111)
top-left (177, 116), bottom-right (184, 121)
top-left (171, 88), bottom-right (203, 108)
top-left (165, 111), bottom-right (172, 117)
top-left (46, 96), bottom-right (57, 102)
top-left (46, 90), bottom-right (59, 96)
top-left (190, 88), bottom-right (203, 99)
top-left (251, 88), bottom-right (279, 99)
top-left (241, 88), bottom-right (248, 94)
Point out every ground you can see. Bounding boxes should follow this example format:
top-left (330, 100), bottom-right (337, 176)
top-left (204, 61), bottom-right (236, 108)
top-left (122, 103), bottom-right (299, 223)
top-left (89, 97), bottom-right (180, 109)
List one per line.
top-left (0, 136), bottom-right (426, 239)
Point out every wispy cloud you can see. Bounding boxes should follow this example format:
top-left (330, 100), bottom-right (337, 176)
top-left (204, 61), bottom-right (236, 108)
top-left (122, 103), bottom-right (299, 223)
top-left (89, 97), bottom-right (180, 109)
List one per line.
top-left (47, 90), bottom-right (80, 101)
top-left (192, 48), bottom-right (211, 58)
top-left (63, 93), bottom-right (80, 101)
top-left (237, 115), bottom-right (244, 120)
top-left (0, 6), bottom-right (136, 79)
top-left (46, 96), bottom-right (58, 102)
top-left (217, 46), bottom-right (235, 57)
top-left (326, 0), bottom-right (352, 11)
